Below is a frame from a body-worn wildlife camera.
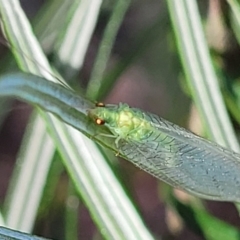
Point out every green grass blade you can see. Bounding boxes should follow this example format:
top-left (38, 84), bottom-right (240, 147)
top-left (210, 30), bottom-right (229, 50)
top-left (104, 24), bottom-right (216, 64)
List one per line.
top-left (3, 113), bottom-right (55, 231)
top-left (97, 15), bottom-right (168, 100)
top-left (0, 0), bottom-right (76, 155)
top-left (65, 184), bottom-right (79, 240)
top-left (0, 2), bottom-right (56, 80)
top-left (166, 0), bottom-right (239, 152)
top-left (227, 0), bottom-right (240, 44)
top-left (0, 1), bottom-right (154, 239)
top-left (33, 0), bottom-right (77, 52)
top-left (55, 0), bottom-right (102, 79)
top-left (0, 226), bottom-right (52, 240)
top-left (0, 213), bottom-right (5, 226)
top-left (0, 0), bottom-right (59, 232)
top-left (86, 0), bottom-right (131, 99)
top-left (0, 72), bottom-right (111, 146)
top-left (169, 196), bottom-right (240, 240)
top-left (46, 122), bottom-right (154, 240)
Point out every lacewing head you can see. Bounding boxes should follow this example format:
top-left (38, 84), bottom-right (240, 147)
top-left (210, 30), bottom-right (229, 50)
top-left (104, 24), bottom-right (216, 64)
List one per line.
top-left (88, 103), bottom-right (149, 141)
top-left (88, 103), bottom-right (113, 126)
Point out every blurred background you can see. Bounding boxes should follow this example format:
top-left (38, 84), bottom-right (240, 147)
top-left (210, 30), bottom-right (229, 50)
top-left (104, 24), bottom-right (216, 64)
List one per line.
top-left (0, 0), bottom-right (240, 239)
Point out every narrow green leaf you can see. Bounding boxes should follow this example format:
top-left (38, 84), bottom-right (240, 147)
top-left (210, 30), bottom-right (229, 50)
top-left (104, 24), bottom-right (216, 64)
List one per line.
top-left (0, 72), bottom-right (113, 148)
top-left (97, 16), bottom-right (167, 100)
top-left (55, 0), bottom-right (103, 79)
top-left (0, 0), bottom-right (58, 228)
top-left (0, 226), bottom-right (52, 240)
top-left (65, 184), bottom-right (79, 240)
top-left (34, 0), bottom-right (77, 53)
top-left (86, 0), bottom-right (131, 99)
top-left (0, 214), bottom-right (5, 226)
top-left (170, 196), bottom-right (240, 240)
top-left (3, 113), bottom-right (55, 230)
top-left (227, 0), bottom-right (240, 45)
top-left (166, 0), bottom-right (239, 152)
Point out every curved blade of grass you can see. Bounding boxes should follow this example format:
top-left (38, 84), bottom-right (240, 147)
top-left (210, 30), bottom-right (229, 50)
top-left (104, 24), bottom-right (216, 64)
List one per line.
top-left (97, 15), bottom-right (168, 100)
top-left (0, 214), bottom-right (5, 226)
top-left (0, 1), bottom-right (154, 239)
top-left (0, 226), bottom-right (52, 240)
top-left (224, 80), bottom-right (240, 126)
top-left (0, 0), bottom-right (74, 229)
top-left (166, 0), bottom-right (239, 152)
top-left (65, 184), bottom-right (78, 240)
top-left (0, 3), bottom-right (55, 80)
top-left (227, 0), bottom-right (240, 45)
top-left (55, 0), bottom-right (102, 78)
top-left (168, 195), bottom-right (240, 240)
top-left (47, 122), bottom-right (154, 240)
top-left (33, 0), bottom-right (76, 53)
top-left (3, 113), bottom-right (55, 230)
top-left (0, 72), bottom-right (154, 238)
top-left (0, 72), bottom-right (111, 145)
top-left (0, 0), bottom-right (76, 142)
top-left (86, 0), bottom-right (130, 100)
top-left (0, 0), bottom-right (57, 228)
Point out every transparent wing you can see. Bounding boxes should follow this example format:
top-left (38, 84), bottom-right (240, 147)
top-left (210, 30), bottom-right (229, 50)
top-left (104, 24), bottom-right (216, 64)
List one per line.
top-left (118, 110), bottom-right (240, 202)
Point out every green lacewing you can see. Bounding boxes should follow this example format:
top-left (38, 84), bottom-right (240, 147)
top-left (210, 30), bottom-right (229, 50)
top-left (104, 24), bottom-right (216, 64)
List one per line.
top-left (3, 38), bottom-right (240, 203)
top-left (89, 102), bottom-right (240, 202)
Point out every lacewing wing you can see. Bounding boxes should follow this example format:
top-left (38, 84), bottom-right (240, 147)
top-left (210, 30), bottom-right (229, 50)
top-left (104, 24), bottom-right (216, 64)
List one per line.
top-left (89, 103), bottom-right (240, 202)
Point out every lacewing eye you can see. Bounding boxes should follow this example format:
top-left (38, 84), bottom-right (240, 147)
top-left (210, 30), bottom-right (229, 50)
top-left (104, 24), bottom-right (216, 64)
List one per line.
top-left (95, 118), bottom-right (105, 125)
